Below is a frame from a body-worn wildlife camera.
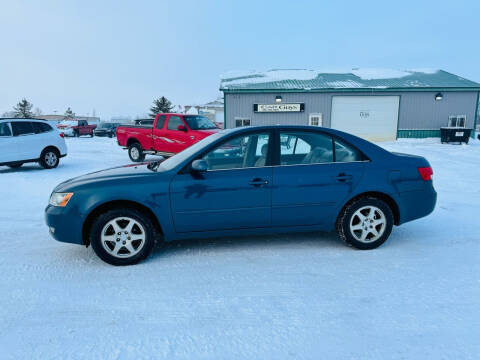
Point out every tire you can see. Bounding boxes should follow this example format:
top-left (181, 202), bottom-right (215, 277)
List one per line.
top-left (39, 148), bottom-right (60, 169)
top-left (7, 163), bottom-right (23, 169)
top-left (89, 208), bottom-right (156, 266)
top-left (336, 197), bottom-right (394, 250)
top-left (74, 130), bottom-right (79, 137)
top-left (108, 133), bottom-right (113, 138)
top-left (128, 142), bottom-right (145, 162)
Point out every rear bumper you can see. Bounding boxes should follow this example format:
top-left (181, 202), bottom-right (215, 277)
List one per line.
top-left (397, 184), bottom-right (437, 225)
top-left (45, 205), bottom-right (84, 245)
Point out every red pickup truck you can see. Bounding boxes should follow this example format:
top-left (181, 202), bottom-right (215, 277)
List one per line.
top-left (57, 119), bottom-right (97, 137)
top-left (116, 113), bottom-right (220, 162)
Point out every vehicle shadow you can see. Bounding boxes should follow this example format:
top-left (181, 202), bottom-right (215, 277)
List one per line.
top-left (0, 164), bottom-right (45, 173)
top-left (149, 231), bottom-right (342, 261)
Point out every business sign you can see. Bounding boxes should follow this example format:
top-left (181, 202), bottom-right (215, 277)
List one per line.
top-left (254, 103), bottom-right (304, 113)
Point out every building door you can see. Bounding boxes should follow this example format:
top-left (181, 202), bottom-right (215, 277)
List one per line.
top-left (331, 96), bottom-right (399, 141)
top-left (309, 113), bottom-right (323, 126)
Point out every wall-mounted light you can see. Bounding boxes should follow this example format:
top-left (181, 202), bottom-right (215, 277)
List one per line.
top-left (275, 96), bottom-right (282, 103)
top-left (435, 92), bottom-right (443, 101)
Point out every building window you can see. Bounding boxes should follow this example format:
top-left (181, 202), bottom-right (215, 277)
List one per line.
top-left (309, 113), bottom-right (322, 126)
top-left (235, 118), bottom-right (251, 127)
top-left (448, 115), bottom-right (466, 128)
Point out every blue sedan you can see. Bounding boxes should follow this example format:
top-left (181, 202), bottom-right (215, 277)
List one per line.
top-left (45, 126), bottom-right (436, 265)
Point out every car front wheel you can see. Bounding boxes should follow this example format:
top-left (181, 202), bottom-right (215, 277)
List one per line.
top-left (336, 197), bottom-right (394, 250)
top-left (128, 143), bottom-right (145, 162)
top-left (40, 148), bottom-right (60, 169)
top-left (89, 208), bottom-right (156, 265)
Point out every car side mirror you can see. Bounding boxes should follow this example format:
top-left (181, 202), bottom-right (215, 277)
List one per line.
top-left (191, 159), bottom-right (207, 172)
top-left (177, 124), bottom-right (187, 132)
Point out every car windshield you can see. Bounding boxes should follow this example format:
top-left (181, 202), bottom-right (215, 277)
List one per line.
top-left (183, 116), bottom-right (217, 130)
top-left (160, 130), bottom-right (229, 171)
top-left (98, 122), bottom-right (114, 129)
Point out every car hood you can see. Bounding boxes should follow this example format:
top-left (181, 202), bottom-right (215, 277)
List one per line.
top-left (54, 161), bottom-right (168, 192)
top-left (195, 129), bottom-right (220, 136)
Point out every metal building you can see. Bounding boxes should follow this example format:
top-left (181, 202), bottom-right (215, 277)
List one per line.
top-left (220, 69), bottom-right (480, 141)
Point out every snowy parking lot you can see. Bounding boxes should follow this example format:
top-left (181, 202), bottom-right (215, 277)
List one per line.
top-left (1, 136), bottom-right (479, 359)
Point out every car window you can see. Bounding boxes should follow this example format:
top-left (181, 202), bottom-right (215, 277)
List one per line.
top-left (280, 131), bottom-right (333, 165)
top-left (184, 116), bottom-right (217, 130)
top-left (155, 115), bottom-right (166, 129)
top-left (167, 116), bottom-right (184, 130)
top-left (11, 122), bottom-right (34, 136)
top-left (32, 122), bottom-right (52, 134)
top-left (0, 122), bottom-right (12, 137)
top-left (202, 132), bottom-right (270, 170)
top-left (334, 139), bottom-right (363, 162)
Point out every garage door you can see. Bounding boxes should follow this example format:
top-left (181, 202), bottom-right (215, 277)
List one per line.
top-left (331, 96), bottom-right (399, 141)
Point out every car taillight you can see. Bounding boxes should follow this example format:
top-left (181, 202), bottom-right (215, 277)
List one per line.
top-left (418, 167), bottom-right (433, 181)
top-left (59, 133), bottom-right (65, 138)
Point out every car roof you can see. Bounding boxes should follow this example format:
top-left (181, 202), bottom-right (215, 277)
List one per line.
top-left (0, 118), bottom-right (51, 122)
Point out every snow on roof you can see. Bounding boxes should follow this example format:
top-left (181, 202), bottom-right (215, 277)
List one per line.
top-left (220, 68), bottom-right (480, 91)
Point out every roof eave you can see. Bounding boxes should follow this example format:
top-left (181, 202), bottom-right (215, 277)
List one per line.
top-left (220, 87), bottom-right (480, 93)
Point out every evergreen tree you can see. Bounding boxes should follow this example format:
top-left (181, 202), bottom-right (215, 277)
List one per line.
top-left (64, 107), bottom-right (75, 119)
top-left (149, 96), bottom-right (173, 117)
top-left (13, 98), bottom-right (34, 118)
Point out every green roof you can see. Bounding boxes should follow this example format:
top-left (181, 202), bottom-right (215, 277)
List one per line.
top-left (220, 69), bottom-right (480, 92)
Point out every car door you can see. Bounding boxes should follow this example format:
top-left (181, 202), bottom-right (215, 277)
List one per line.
top-left (152, 115), bottom-right (169, 151)
top-left (162, 115), bottom-right (193, 153)
top-left (0, 122), bottom-right (18, 163)
top-left (169, 130), bottom-right (273, 232)
top-left (271, 130), bottom-right (366, 227)
top-left (11, 121), bottom-right (37, 160)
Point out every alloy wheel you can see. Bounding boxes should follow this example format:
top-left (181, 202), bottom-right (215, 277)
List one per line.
top-left (45, 152), bottom-right (58, 167)
top-left (349, 206), bottom-right (386, 243)
top-left (100, 217), bottom-right (146, 258)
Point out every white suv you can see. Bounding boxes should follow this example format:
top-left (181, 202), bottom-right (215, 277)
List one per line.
top-left (0, 118), bottom-right (68, 169)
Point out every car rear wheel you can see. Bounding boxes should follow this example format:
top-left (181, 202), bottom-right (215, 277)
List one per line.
top-left (128, 143), bottom-right (145, 162)
top-left (336, 197), bottom-right (393, 250)
top-left (90, 208), bottom-right (155, 266)
top-left (39, 148), bottom-right (60, 169)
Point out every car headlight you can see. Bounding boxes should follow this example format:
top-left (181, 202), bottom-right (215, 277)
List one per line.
top-left (49, 192), bottom-right (74, 207)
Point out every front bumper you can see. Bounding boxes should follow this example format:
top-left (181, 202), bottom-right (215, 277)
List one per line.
top-left (45, 204), bottom-right (85, 245)
top-left (93, 131), bottom-right (111, 137)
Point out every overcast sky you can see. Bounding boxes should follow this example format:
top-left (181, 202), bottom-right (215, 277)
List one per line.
top-left (1, 0), bottom-right (479, 120)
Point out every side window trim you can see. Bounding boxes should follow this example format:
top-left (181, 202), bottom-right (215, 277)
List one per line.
top-left (274, 129), bottom-right (369, 166)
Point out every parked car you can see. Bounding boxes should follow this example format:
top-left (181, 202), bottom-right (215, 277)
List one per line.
top-left (0, 118), bottom-right (67, 169)
top-left (117, 113), bottom-right (219, 162)
top-left (94, 122), bottom-right (121, 138)
top-left (46, 125), bottom-right (436, 265)
top-left (57, 119), bottom-right (97, 137)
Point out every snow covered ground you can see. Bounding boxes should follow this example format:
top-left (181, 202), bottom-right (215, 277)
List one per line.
top-left (0, 136), bottom-right (479, 359)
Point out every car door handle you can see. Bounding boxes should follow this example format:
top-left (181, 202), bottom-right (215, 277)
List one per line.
top-left (335, 173), bottom-right (353, 182)
top-left (249, 178), bottom-right (269, 187)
